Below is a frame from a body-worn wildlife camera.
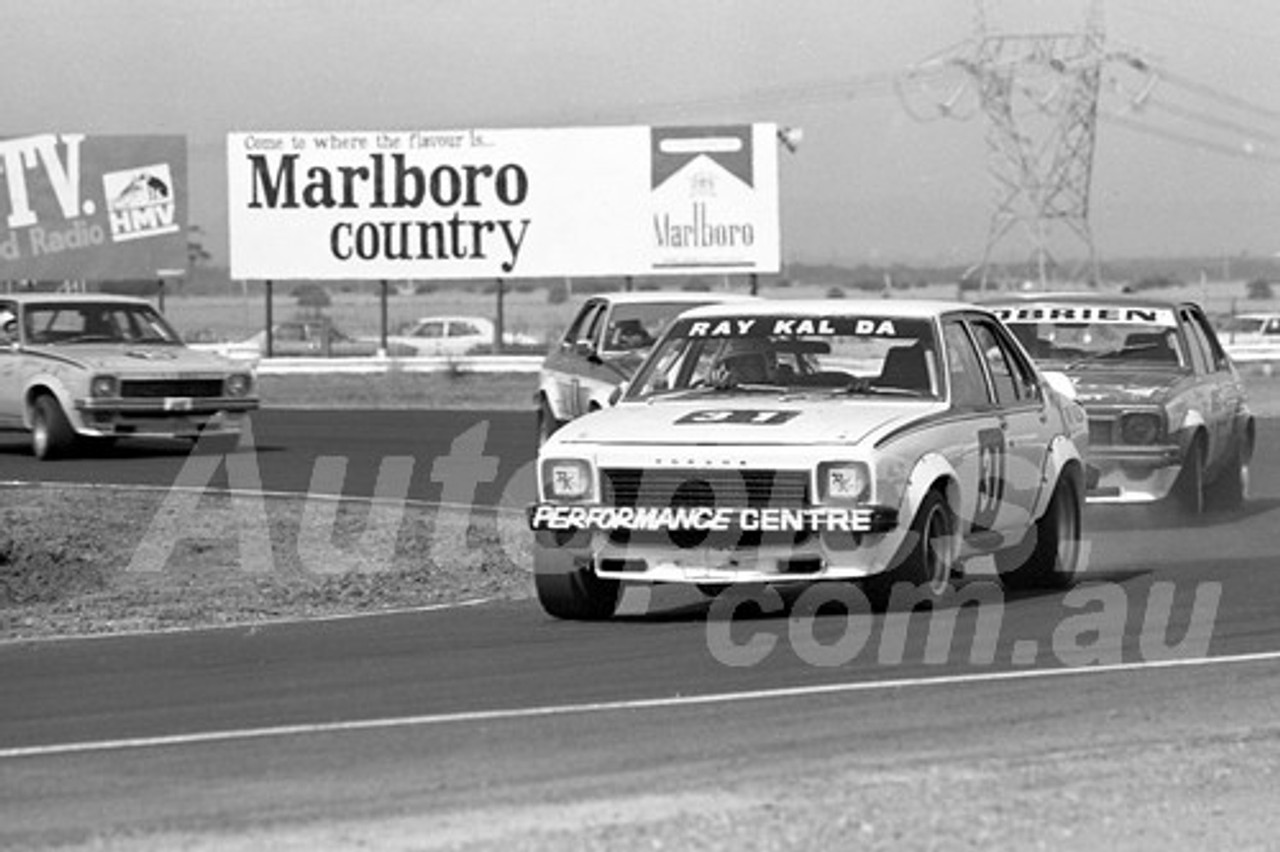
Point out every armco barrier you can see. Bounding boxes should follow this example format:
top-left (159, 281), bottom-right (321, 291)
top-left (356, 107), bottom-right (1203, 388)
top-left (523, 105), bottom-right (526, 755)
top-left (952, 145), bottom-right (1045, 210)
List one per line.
top-left (247, 354), bottom-right (544, 375)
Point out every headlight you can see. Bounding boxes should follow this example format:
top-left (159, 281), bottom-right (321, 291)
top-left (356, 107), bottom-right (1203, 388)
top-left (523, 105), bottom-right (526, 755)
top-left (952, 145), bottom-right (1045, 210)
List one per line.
top-left (1120, 412), bottom-right (1163, 445)
top-left (89, 375), bottom-right (118, 398)
top-left (225, 373), bottom-right (253, 397)
top-left (542, 458), bottom-right (594, 502)
top-left (817, 461), bottom-right (872, 503)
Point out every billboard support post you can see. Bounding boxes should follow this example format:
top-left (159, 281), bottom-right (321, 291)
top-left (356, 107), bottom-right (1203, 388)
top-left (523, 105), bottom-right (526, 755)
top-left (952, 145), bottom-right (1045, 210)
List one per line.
top-left (494, 278), bottom-right (506, 354)
top-left (265, 280), bottom-right (274, 359)
top-left (379, 279), bottom-right (389, 357)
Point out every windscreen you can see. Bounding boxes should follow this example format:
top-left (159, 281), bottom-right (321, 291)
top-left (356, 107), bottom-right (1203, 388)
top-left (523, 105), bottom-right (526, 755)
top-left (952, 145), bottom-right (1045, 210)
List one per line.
top-left (991, 304), bottom-right (1185, 369)
top-left (625, 313), bottom-right (941, 400)
top-left (23, 302), bottom-right (183, 346)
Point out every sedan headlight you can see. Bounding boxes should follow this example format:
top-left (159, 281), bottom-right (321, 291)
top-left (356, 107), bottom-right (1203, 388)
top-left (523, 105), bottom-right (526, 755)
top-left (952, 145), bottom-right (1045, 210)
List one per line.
top-left (225, 373), bottom-right (254, 397)
top-left (542, 458), bottom-right (595, 502)
top-left (1120, 412), bottom-right (1163, 445)
top-left (817, 461), bottom-right (872, 504)
top-left (89, 375), bottom-right (118, 398)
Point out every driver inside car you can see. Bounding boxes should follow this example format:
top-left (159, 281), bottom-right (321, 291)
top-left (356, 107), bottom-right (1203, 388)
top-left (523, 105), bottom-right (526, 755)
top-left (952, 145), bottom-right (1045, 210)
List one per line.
top-left (710, 337), bottom-right (782, 387)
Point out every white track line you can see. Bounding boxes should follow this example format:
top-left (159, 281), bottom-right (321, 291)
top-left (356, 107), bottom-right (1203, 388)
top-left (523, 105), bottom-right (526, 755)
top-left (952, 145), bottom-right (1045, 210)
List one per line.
top-left (3, 648), bottom-right (1279, 760)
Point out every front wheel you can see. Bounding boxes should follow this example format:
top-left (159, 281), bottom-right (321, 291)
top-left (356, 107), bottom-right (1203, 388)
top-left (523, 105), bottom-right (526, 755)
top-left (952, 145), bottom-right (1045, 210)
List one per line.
top-left (998, 475), bottom-right (1082, 591)
top-left (536, 397), bottom-right (562, 446)
top-left (534, 547), bottom-right (620, 620)
top-left (863, 488), bottom-right (957, 610)
top-left (1172, 438), bottom-right (1206, 517)
top-left (1204, 439), bottom-right (1248, 511)
top-left (31, 395), bottom-right (76, 460)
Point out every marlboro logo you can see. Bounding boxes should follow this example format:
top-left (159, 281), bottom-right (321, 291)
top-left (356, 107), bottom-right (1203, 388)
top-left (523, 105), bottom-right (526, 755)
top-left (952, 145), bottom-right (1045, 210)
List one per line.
top-left (651, 125), bottom-right (754, 189)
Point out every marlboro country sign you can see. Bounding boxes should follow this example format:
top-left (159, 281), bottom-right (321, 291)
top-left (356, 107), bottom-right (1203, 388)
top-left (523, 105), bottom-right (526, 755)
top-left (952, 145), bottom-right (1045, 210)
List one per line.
top-left (0, 134), bottom-right (188, 280)
top-left (227, 124), bottom-right (780, 280)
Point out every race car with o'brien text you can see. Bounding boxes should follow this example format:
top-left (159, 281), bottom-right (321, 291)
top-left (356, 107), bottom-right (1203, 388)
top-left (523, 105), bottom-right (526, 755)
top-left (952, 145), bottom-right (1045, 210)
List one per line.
top-left (984, 293), bottom-right (1253, 514)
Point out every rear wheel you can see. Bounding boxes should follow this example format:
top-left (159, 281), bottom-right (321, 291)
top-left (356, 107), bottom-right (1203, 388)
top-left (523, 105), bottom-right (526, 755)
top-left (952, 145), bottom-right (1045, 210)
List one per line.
top-left (534, 547), bottom-right (620, 620)
top-left (998, 475), bottom-right (1082, 591)
top-left (31, 395), bottom-right (75, 460)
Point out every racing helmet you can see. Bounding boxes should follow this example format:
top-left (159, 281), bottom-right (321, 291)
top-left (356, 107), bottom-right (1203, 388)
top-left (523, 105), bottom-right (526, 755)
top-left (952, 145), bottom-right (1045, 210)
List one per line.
top-left (714, 337), bottom-right (777, 384)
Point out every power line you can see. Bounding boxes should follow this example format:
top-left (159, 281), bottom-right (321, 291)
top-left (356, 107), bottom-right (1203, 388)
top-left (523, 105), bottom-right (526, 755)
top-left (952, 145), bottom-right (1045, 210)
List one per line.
top-left (1100, 110), bottom-right (1280, 163)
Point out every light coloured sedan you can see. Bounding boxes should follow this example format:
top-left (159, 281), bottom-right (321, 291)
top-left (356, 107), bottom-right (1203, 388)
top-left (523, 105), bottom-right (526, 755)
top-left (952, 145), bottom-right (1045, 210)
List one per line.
top-left (529, 299), bottom-right (1088, 619)
top-left (0, 294), bottom-right (258, 459)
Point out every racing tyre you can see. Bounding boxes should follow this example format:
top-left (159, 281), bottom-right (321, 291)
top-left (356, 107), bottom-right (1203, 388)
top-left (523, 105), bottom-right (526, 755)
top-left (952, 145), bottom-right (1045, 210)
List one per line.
top-left (192, 433), bottom-right (241, 455)
top-left (536, 397), bottom-right (562, 446)
top-left (534, 546), bottom-right (620, 620)
top-left (998, 475), bottom-right (1081, 591)
top-left (863, 488), bottom-right (957, 610)
top-left (1172, 438), bottom-right (1206, 517)
top-left (1204, 440), bottom-right (1248, 512)
top-left (31, 395), bottom-right (75, 460)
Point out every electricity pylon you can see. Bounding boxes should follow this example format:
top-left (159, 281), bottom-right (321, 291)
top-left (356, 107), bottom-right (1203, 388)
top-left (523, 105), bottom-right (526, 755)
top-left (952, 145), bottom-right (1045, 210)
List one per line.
top-left (907, 1), bottom-right (1106, 290)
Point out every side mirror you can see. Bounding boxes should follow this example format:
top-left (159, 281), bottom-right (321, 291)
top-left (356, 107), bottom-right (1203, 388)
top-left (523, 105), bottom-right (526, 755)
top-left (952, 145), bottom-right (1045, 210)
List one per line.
top-left (574, 339), bottom-right (599, 360)
top-left (1041, 370), bottom-right (1076, 401)
top-left (608, 382), bottom-right (628, 406)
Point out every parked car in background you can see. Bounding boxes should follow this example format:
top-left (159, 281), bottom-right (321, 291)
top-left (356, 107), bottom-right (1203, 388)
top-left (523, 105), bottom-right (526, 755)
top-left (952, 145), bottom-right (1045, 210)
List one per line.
top-left (378, 315), bottom-right (540, 356)
top-left (1215, 312), bottom-right (1280, 365)
top-left (537, 291), bottom-right (758, 443)
top-left (0, 294), bottom-right (258, 459)
top-left (985, 293), bottom-right (1254, 514)
top-left (196, 319), bottom-right (413, 360)
top-left (529, 299), bottom-right (1088, 620)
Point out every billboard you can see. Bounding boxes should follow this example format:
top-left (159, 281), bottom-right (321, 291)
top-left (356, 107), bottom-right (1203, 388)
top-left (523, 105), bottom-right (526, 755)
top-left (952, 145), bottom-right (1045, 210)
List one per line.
top-left (227, 124), bottom-right (780, 280)
top-left (0, 134), bottom-right (188, 280)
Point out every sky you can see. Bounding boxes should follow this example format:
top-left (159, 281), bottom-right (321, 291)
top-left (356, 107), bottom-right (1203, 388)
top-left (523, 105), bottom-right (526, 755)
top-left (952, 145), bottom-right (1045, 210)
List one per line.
top-left (4, 0), bottom-right (1280, 269)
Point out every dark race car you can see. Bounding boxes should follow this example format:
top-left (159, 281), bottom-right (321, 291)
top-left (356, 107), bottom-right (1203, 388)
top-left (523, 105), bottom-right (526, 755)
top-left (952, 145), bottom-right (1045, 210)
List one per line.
top-left (985, 293), bottom-right (1254, 515)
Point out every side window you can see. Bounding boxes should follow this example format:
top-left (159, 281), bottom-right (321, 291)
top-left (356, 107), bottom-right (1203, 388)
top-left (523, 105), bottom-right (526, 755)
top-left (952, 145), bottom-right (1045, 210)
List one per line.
top-left (0, 301), bottom-right (16, 345)
top-left (1188, 308), bottom-right (1228, 371)
top-left (449, 321), bottom-right (481, 337)
top-left (943, 321), bottom-right (992, 408)
top-left (969, 321), bottom-right (1023, 406)
top-left (1179, 309), bottom-right (1211, 374)
top-left (562, 302), bottom-right (602, 347)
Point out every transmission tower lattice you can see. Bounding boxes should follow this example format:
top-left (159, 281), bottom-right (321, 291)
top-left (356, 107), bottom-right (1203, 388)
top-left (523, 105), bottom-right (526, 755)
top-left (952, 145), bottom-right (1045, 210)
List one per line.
top-left (958, 2), bottom-right (1106, 289)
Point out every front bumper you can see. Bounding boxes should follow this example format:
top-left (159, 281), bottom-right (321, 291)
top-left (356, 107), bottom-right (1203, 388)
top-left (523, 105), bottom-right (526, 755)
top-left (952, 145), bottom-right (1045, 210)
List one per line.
top-left (73, 396), bottom-right (259, 438)
top-left (528, 503), bottom-right (902, 583)
top-left (1085, 444), bottom-right (1183, 503)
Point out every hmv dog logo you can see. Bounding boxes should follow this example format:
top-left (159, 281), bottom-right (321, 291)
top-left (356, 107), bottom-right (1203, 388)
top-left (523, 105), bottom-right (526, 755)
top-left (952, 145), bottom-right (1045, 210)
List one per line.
top-left (102, 164), bottom-right (179, 243)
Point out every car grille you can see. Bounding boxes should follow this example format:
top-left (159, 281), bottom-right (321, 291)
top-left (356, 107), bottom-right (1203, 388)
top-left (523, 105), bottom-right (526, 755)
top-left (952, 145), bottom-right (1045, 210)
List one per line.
top-left (601, 468), bottom-right (810, 509)
top-left (1088, 418), bottom-right (1115, 446)
top-left (120, 379), bottom-right (225, 398)
top-left (601, 468), bottom-right (811, 550)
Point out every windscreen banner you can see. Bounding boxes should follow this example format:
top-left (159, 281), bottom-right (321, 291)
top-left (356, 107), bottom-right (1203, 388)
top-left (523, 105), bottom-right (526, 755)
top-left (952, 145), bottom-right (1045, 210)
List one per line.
top-left (227, 124), bottom-right (780, 280)
top-left (0, 134), bottom-right (188, 280)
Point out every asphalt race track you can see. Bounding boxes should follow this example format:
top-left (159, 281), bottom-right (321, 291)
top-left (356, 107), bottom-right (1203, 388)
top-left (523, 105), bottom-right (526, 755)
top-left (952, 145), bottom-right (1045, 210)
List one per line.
top-left (0, 409), bottom-right (536, 506)
top-left (1, 413), bottom-right (1279, 847)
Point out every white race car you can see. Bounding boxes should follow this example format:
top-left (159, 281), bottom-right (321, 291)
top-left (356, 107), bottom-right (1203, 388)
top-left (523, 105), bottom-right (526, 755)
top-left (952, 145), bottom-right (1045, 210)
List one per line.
top-left (529, 300), bottom-right (1089, 619)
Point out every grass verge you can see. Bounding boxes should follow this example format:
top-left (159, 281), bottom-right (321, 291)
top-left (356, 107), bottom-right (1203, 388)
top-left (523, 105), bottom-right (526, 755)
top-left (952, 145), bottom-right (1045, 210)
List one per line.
top-left (0, 486), bottom-right (533, 640)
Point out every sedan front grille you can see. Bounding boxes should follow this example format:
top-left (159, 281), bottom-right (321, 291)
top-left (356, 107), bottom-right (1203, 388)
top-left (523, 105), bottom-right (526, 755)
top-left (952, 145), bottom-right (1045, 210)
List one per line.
top-left (1088, 418), bottom-right (1115, 446)
top-left (601, 468), bottom-right (810, 510)
top-left (120, 379), bottom-right (225, 398)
